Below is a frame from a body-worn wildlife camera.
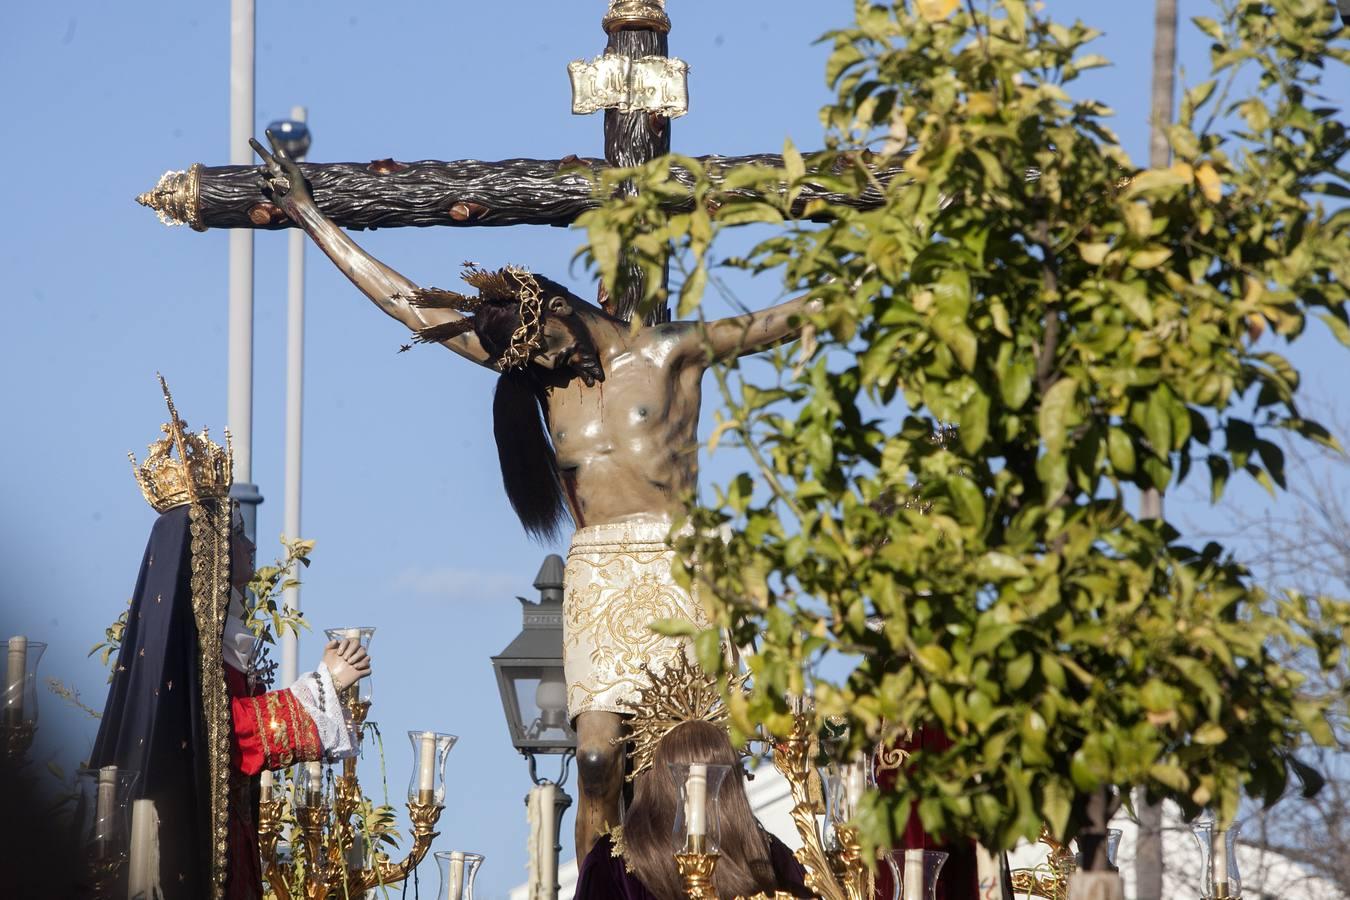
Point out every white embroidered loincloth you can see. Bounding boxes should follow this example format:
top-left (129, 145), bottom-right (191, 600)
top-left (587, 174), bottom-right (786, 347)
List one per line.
top-left (563, 519), bottom-right (710, 720)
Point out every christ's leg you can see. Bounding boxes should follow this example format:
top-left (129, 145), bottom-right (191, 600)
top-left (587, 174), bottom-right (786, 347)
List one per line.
top-left (573, 710), bottom-right (625, 859)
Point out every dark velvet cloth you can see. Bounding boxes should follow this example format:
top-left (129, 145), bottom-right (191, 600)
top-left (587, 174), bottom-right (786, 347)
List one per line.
top-left (90, 505), bottom-right (214, 899)
top-left (874, 725), bottom-right (1003, 900)
top-left (575, 832), bottom-right (814, 900)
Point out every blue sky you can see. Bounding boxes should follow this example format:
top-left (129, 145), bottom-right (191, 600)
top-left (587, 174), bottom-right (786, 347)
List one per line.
top-left (2, 2), bottom-right (1345, 897)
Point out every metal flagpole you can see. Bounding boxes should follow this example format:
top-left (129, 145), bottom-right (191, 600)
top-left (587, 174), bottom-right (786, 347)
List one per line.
top-left (281, 106), bottom-right (308, 688)
top-left (227, 0), bottom-right (262, 540)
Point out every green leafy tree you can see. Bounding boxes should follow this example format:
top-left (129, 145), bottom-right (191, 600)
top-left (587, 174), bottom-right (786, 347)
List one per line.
top-left (576, 0), bottom-right (1350, 867)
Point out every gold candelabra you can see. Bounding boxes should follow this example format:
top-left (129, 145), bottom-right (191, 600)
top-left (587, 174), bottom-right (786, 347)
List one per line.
top-left (259, 690), bottom-right (444, 900)
top-left (1, 715), bottom-right (36, 762)
top-left (87, 853), bottom-right (127, 900)
top-left (676, 712), bottom-right (875, 900)
top-left (1010, 827), bottom-right (1076, 900)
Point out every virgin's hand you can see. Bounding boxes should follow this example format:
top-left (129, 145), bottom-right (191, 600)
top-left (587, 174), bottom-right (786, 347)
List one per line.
top-left (321, 639), bottom-right (372, 691)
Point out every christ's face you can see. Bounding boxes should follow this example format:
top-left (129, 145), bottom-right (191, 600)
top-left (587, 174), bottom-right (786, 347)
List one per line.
top-left (533, 296), bottom-right (604, 386)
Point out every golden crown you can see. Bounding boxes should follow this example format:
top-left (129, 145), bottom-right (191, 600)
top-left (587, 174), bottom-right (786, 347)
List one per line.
top-left (129, 375), bottom-right (233, 513)
top-left (620, 652), bottom-right (749, 780)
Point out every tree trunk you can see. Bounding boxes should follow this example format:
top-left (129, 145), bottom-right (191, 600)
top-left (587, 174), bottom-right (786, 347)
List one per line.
top-left (1136, 2), bottom-right (1177, 896)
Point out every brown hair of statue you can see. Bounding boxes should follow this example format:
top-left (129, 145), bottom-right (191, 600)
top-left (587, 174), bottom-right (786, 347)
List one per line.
top-left (622, 720), bottom-right (780, 900)
top-left (473, 292), bottom-right (570, 543)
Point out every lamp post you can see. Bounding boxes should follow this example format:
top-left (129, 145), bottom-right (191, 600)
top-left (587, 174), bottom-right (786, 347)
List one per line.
top-left (491, 555), bottom-right (576, 900)
top-left (267, 110), bottom-right (311, 689)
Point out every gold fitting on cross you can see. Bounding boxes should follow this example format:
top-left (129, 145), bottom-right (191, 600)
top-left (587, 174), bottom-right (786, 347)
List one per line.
top-left (602, 0), bottom-right (670, 34)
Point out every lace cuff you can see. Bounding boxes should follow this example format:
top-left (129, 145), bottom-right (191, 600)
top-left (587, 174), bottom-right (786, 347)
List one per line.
top-left (287, 664), bottom-right (357, 760)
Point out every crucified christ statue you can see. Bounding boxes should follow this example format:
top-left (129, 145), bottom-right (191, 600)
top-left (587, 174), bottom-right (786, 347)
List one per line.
top-left (253, 132), bottom-right (816, 856)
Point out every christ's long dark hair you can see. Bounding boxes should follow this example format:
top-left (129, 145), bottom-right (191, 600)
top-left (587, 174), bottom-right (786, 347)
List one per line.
top-left (474, 300), bottom-right (571, 542)
top-left (623, 721), bottom-right (782, 900)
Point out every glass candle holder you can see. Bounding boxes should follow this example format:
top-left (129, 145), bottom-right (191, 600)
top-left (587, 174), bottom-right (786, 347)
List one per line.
top-left (3, 637), bottom-right (46, 727)
top-left (436, 850), bottom-right (484, 900)
top-left (75, 765), bottom-right (139, 861)
top-left (324, 626), bottom-right (376, 704)
top-left (889, 848), bottom-right (948, 900)
top-left (295, 760), bottom-right (330, 809)
top-left (668, 762), bottom-right (730, 855)
top-left (820, 750), bottom-right (872, 849)
top-left (1193, 816), bottom-right (1242, 899)
top-left (407, 731), bottom-right (457, 805)
top-left (1106, 828), bottom-right (1123, 869)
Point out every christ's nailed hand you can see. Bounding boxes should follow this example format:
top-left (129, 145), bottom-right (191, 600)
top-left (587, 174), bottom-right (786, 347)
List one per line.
top-left (250, 130), bottom-right (312, 207)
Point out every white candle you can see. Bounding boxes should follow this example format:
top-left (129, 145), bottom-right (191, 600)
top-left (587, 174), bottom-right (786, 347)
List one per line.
top-left (127, 799), bottom-right (160, 899)
top-left (418, 732), bottom-right (436, 796)
top-left (96, 765), bottom-right (118, 844)
top-left (347, 829), bottom-right (366, 869)
top-left (259, 769), bottom-right (273, 802)
top-left (1212, 829), bottom-right (1229, 897)
top-left (844, 761), bottom-right (867, 816)
top-left (305, 761), bottom-right (323, 803)
top-left (686, 764), bottom-right (708, 838)
top-left (903, 848), bottom-right (925, 900)
top-left (5, 636), bottom-right (27, 718)
top-left (538, 783), bottom-right (559, 896)
top-left (447, 850), bottom-right (466, 900)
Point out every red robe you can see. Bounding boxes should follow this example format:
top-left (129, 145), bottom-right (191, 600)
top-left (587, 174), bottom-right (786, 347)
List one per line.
top-left (225, 665), bottom-right (323, 900)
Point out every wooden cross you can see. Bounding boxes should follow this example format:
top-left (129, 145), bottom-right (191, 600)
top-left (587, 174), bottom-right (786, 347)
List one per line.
top-left (136, 0), bottom-right (900, 324)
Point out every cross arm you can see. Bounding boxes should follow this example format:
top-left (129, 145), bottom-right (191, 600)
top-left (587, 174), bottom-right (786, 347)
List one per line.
top-left (136, 153), bottom-right (904, 232)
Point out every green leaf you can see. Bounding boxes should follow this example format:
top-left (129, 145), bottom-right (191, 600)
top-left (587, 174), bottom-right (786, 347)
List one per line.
top-left (931, 313), bottom-right (978, 372)
top-left (997, 354), bottom-right (1034, 410)
top-left (1107, 427), bottom-right (1137, 475)
top-left (678, 263), bottom-right (708, 318)
top-left (1192, 16), bottom-right (1223, 41)
top-left (1041, 777), bottom-right (1072, 840)
top-left (959, 391), bottom-right (990, 453)
top-left (1288, 755), bottom-right (1326, 799)
top-left (694, 627), bottom-right (723, 673)
top-left (1007, 654), bottom-right (1034, 690)
top-left (1150, 763), bottom-right (1190, 793)
top-left (1321, 312), bottom-right (1350, 348)
top-left (1192, 722), bottom-right (1228, 745)
top-left (1039, 378), bottom-right (1079, 457)
top-left (929, 682), bottom-right (955, 724)
top-left (949, 476), bottom-right (986, 528)
top-left (1108, 281), bottom-right (1154, 326)
top-left (1144, 389), bottom-right (1173, 458)
top-left (650, 618), bottom-right (698, 638)
top-left (975, 552), bottom-right (1029, 580)
top-left (1129, 246), bottom-right (1173, 270)
top-left (783, 138), bottom-right (805, 185)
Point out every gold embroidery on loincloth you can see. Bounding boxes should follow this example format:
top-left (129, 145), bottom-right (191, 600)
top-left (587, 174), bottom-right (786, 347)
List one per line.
top-left (563, 520), bottom-right (710, 719)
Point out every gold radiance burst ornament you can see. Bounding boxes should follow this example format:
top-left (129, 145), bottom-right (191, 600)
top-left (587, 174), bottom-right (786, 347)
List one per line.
top-left (129, 375), bottom-right (234, 512)
top-left (619, 652), bottom-right (748, 780)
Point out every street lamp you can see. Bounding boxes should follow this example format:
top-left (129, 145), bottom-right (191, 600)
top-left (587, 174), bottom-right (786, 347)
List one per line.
top-left (492, 554), bottom-right (576, 761)
top-left (265, 116), bottom-right (311, 159)
top-left (492, 554), bottom-right (575, 900)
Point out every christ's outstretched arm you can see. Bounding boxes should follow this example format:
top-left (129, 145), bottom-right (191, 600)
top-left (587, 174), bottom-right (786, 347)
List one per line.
top-left (690, 292), bottom-right (823, 362)
top-left (251, 133), bottom-right (492, 367)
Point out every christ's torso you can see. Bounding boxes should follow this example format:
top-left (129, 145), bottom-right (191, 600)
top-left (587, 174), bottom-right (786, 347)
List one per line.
top-left (544, 323), bottom-right (703, 528)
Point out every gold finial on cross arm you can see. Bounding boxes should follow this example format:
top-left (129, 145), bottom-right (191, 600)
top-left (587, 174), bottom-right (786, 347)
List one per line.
top-left (136, 163), bottom-right (206, 231)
